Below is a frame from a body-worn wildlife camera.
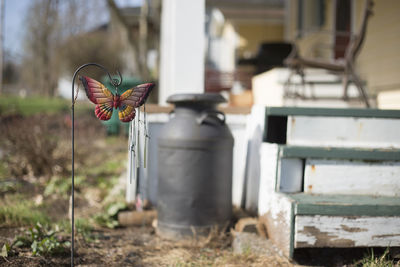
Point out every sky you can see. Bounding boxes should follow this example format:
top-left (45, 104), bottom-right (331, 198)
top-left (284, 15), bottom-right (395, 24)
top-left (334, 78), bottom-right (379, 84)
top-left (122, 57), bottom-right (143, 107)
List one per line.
top-left (4, 0), bottom-right (29, 59)
top-left (3, 0), bottom-right (143, 61)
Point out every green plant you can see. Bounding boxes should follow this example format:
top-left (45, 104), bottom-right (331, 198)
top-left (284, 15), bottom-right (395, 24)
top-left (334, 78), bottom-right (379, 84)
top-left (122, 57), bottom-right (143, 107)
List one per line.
top-left (75, 218), bottom-right (94, 242)
top-left (9, 222), bottom-right (70, 256)
top-left (44, 175), bottom-right (85, 197)
top-left (354, 248), bottom-right (398, 267)
top-left (93, 201), bottom-right (127, 229)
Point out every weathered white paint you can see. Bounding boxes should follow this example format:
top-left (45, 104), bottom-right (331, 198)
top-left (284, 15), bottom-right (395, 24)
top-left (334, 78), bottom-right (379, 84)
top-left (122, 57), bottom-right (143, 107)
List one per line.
top-left (244, 105), bottom-right (266, 212)
top-left (226, 114), bottom-right (248, 207)
top-left (258, 143), bottom-right (279, 215)
top-left (260, 192), bottom-right (293, 257)
top-left (295, 215), bottom-right (400, 248)
top-left (159, 0), bottom-right (205, 105)
top-left (277, 158), bottom-right (303, 193)
top-left (287, 116), bottom-right (400, 148)
top-left (257, 142), bottom-right (303, 197)
top-left (304, 159), bottom-right (400, 196)
top-left (258, 143), bottom-right (293, 257)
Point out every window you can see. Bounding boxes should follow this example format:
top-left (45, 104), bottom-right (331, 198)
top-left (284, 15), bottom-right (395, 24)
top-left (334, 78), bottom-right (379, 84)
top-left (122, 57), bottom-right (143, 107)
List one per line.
top-left (297, 0), bottom-right (326, 37)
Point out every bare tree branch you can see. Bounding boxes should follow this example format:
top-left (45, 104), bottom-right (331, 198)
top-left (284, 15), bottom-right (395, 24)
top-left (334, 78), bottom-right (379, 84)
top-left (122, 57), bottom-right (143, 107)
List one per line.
top-left (106, 0), bottom-right (150, 80)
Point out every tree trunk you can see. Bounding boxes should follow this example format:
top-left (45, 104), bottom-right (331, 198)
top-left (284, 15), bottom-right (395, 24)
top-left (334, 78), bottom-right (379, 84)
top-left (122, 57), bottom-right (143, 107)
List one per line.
top-left (106, 0), bottom-right (150, 80)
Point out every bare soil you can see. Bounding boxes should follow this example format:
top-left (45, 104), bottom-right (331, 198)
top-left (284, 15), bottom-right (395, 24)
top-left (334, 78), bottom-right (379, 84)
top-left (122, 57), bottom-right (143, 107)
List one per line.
top-left (1, 225), bottom-right (299, 267)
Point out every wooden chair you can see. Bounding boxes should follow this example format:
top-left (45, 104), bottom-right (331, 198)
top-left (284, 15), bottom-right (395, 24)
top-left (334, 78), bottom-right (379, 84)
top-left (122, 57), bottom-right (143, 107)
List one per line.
top-left (284, 0), bottom-right (374, 107)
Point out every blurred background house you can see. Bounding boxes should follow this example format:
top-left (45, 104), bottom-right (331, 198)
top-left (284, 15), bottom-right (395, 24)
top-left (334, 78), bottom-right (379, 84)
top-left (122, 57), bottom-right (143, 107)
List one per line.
top-left (1, 0), bottom-right (399, 263)
top-left (205, 0), bottom-right (400, 109)
top-left (2, 0), bottom-right (399, 109)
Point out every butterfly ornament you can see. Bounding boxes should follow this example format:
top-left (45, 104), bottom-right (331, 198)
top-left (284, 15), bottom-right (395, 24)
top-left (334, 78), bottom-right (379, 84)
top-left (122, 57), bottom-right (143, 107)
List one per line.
top-left (79, 76), bottom-right (154, 122)
top-left (70, 63), bottom-right (154, 267)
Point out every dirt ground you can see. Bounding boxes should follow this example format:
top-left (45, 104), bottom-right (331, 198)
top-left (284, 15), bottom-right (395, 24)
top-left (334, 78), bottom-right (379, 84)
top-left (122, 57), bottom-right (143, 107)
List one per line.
top-left (0, 225), bottom-right (299, 267)
top-left (0, 113), bottom-right (397, 267)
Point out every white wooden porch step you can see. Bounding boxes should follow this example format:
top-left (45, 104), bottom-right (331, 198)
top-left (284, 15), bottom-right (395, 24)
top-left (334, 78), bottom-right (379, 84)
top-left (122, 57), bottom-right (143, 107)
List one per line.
top-left (274, 145), bottom-right (400, 194)
top-left (304, 159), bottom-right (400, 196)
top-left (287, 116), bottom-right (400, 149)
top-left (276, 145), bottom-right (400, 196)
top-left (289, 193), bottom-right (400, 249)
top-left (264, 107), bottom-right (400, 149)
top-left (258, 140), bottom-right (400, 258)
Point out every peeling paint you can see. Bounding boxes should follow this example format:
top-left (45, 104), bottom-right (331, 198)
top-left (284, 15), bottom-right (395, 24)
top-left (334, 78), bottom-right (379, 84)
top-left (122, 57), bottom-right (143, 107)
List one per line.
top-left (295, 216), bottom-right (400, 248)
top-left (341, 224), bottom-right (368, 233)
top-left (298, 226), bottom-right (356, 247)
top-left (311, 164), bottom-right (316, 172)
top-left (372, 233), bottom-right (400, 239)
top-left (357, 122), bottom-right (364, 139)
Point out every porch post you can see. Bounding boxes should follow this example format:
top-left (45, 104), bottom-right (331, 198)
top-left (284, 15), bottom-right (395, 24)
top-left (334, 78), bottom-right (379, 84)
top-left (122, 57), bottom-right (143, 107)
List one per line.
top-left (159, 0), bottom-right (205, 105)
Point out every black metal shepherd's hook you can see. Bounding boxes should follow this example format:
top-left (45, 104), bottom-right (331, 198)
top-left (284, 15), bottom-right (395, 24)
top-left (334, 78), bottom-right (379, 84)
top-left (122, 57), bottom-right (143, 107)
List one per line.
top-left (71, 63), bottom-right (122, 267)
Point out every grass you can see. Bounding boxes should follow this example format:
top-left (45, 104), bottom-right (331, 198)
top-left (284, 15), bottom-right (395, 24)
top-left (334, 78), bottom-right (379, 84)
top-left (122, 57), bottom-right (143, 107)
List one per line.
top-left (0, 95), bottom-right (92, 116)
top-left (0, 95), bottom-right (69, 116)
top-left (0, 194), bottom-right (51, 227)
top-left (355, 248), bottom-right (399, 267)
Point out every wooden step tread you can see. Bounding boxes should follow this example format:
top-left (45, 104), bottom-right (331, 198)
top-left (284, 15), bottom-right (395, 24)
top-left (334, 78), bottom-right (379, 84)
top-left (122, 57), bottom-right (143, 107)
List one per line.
top-left (279, 145), bottom-right (400, 161)
top-left (286, 193), bottom-right (400, 216)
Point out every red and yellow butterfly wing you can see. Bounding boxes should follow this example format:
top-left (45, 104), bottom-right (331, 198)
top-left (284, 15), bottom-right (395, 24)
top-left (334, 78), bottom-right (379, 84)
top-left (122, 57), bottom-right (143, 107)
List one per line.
top-left (80, 76), bottom-right (114, 121)
top-left (118, 83), bottom-right (155, 122)
top-left (118, 104), bottom-right (136, 123)
top-left (94, 103), bottom-right (113, 121)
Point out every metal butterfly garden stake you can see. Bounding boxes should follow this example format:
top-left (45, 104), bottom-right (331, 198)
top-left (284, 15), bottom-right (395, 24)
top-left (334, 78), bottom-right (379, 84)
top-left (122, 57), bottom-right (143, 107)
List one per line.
top-left (71, 63), bottom-right (154, 266)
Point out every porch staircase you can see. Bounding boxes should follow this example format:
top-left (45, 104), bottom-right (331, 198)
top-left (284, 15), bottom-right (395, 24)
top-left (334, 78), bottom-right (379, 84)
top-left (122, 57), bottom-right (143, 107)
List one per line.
top-left (258, 107), bottom-right (400, 258)
top-left (252, 68), bottom-right (375, 108)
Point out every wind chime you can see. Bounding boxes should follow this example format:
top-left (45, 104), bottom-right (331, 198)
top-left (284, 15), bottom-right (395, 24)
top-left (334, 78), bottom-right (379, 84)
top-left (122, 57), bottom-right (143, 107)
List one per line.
top-left (71, 63), bottom-right (154, 267)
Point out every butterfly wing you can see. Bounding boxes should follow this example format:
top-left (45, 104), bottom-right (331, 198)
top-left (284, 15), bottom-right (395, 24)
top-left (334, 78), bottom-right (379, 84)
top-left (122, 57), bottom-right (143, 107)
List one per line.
top-left (118, 83), bottom-right (155, 122)
top-left (80, 76), bottom-right (114, 121)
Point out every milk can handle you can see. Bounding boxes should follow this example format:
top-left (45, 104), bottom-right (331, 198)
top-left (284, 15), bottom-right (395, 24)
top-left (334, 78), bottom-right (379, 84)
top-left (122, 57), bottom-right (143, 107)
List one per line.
top-left (197, 110), bottom-right (226, 125)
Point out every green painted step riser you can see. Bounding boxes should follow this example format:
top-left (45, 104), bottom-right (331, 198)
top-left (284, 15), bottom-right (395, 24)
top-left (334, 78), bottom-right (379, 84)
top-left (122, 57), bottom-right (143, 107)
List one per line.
top-left (280, 146), bottom-right (400, 161)
top-left (288, 194), bottom-right (400, 217)
top-left (265, 106), bottom-right (400, 119)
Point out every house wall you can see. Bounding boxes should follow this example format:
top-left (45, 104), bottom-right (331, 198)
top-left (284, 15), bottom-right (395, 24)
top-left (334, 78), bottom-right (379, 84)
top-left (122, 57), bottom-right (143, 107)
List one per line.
top-left (355, 0), bottom-right (400, 96)
top-left (286, 0), bottom-right (400, 97)
top-left (235, 22), bottom-right (284, 58)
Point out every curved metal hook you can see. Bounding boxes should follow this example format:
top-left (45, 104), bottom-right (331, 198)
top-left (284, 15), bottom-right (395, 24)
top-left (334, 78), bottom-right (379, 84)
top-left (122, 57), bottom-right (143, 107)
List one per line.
top-left (71, 63), bottom-right (123, 105)
top-left (112, 70), bottom-right (123, 87)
